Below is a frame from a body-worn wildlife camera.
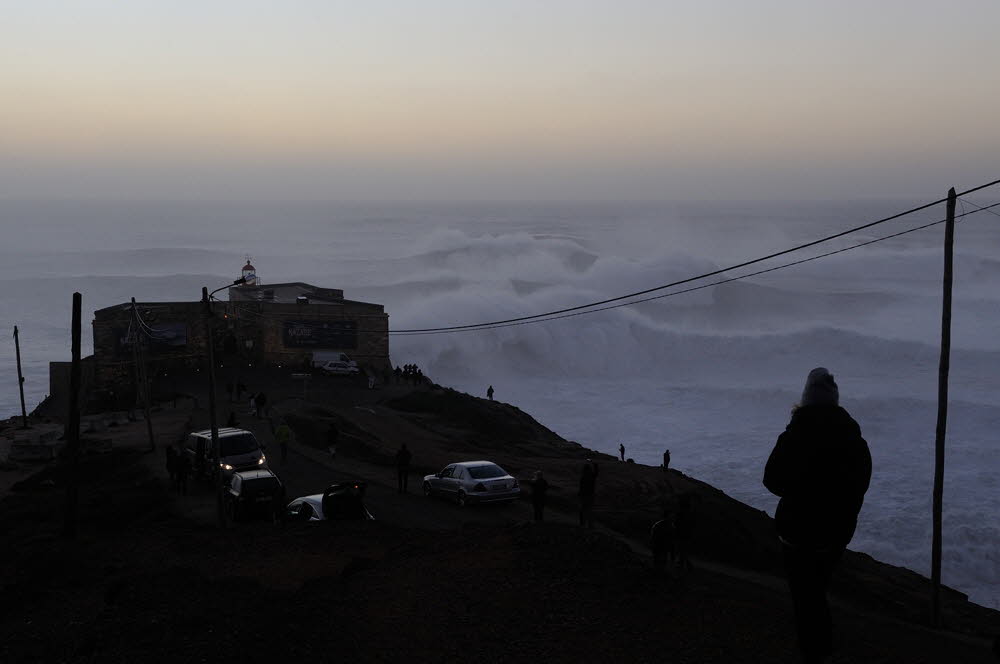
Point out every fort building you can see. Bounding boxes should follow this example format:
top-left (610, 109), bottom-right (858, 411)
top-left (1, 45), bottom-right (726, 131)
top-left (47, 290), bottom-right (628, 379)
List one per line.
top-left (50, 260), bottom-right (389, 410)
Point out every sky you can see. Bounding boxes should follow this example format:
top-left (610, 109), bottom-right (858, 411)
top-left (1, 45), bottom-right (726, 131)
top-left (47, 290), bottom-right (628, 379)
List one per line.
top-left (1, 0), bottom-right (998, 200)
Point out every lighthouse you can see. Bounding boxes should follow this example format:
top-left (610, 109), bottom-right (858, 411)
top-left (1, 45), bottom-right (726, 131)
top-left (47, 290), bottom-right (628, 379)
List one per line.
top-left (241, 256), bottom-right (258, 286)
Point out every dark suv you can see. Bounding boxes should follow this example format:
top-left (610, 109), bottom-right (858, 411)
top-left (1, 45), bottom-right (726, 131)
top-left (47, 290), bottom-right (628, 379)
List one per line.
top-left (226, 469), bottom-right (284, 522)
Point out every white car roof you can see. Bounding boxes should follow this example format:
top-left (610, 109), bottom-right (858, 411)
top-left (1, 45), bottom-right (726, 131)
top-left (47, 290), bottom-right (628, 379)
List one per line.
top-left (454, 460), bottom-right (499, 467)
top-left (191, 427), bottom-right (254, 438)
top-left (290, 494), bottom-right (325, 519)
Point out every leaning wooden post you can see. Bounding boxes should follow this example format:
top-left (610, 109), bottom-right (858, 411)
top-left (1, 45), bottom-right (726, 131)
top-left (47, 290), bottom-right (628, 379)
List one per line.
top-left (931, 187), bottom-right (956, 626)
top-left (13, 326), bottom-right (28, 428)
top-left (63, 293), bottom-right (82, 539)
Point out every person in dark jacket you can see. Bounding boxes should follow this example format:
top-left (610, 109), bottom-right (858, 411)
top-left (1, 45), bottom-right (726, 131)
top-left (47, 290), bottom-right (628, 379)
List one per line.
top-left (395, 443), bottom-right (412, 493)
top-left (764, 367), bottom-right (872, 664)
top-left (578, 459), bottom-right (599, 528)
top-left (531, 470), bottom-right (549, 521)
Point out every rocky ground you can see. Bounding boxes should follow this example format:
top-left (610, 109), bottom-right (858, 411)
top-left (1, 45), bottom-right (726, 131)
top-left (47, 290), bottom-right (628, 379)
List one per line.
top-left (2, 369), bottom-right (998, 663)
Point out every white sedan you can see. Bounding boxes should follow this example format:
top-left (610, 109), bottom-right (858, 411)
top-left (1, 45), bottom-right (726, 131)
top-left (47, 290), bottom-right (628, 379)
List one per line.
top-left (423, 460), bottom-right (520, 507)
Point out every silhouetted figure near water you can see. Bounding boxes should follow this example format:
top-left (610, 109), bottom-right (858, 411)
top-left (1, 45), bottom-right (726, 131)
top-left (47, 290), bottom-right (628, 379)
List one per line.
top-left (395, 443), bottom-right (412, 493)
top-left (531, 470), bottom-right (549, 521)
top-left (578, 459), bottom-right (599, 528)
top-left (487, 385), bottom-right (494, 401)
top-left (764, 367), bottom-right (872, 664)
top-left (662, 449), bottom-right (670, 471)
top-left (619, 443), bottom-right (625, 462)
top-left (650, 506), bottom-right (676, 571)
top-left (674, 493), bottom-right (696, 571)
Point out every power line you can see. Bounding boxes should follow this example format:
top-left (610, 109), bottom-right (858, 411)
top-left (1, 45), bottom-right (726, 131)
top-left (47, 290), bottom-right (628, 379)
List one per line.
top-left (391, 179), bottom-right (1000, 334)
top-left (391, 202), bottom-right (1000, 335)
top-left (206, 199), bottom-right (1000, 337)
top-left (960, 197), bottom-right (1000, 220)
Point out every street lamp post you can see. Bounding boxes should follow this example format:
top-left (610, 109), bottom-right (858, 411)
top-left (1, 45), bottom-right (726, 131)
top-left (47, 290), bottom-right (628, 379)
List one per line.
top-left (203, 277), bottom-right (246, 529)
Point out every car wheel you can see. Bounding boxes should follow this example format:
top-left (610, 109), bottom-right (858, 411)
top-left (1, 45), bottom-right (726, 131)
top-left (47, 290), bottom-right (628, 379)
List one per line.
top-left (457, 491), bottom-right (467, 508)
top-left (423, 482), bottom-right (432, 497)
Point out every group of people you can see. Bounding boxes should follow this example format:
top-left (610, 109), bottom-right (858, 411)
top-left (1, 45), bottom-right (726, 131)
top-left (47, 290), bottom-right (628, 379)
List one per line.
top-left (394, 364), bottom-right (427, 385)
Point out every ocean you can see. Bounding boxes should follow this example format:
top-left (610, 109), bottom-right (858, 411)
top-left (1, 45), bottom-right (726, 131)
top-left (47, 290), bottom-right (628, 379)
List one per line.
top-left (1, 198), bottom-right (998, 608)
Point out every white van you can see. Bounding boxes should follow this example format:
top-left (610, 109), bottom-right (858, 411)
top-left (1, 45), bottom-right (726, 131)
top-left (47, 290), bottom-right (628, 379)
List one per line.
top-left (184, 427), bottom-right (268, 478)
top-left (311, 351), bottom-right (358, 370)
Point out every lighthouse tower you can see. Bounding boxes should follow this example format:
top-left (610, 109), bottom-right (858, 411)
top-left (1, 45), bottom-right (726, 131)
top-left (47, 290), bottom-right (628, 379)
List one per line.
top-left (241, 256), bottom-right (258, 286)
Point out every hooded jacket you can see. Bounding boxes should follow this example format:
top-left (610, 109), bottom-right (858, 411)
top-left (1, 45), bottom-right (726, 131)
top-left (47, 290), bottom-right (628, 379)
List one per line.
top-left (763, 405), bottom-right (872, 549)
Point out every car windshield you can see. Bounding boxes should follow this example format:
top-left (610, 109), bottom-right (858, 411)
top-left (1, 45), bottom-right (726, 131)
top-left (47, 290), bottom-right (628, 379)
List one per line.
top-left (220, 434), bottom-right (260, 456)
top-left (467, 464), bottom-right (506, 479)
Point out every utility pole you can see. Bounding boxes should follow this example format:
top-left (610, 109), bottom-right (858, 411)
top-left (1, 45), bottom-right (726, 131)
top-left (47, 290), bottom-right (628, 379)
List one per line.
top-left (13, 326), bottom-right (28, 428)
top-left (202, 287), bottom-right (226, 528)
top-left (931, 187), bottom-right (956, 627)
top-left (63, 293), bottom-right (82, 539)
top-left (130, 300), bottom-right (156, 452)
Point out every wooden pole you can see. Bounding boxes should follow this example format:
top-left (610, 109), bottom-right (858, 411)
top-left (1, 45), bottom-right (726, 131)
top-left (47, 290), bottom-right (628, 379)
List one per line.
top-left (203, 287), bottom-right (226, 528)
top-left (131, 299), bottom-right (156, 452)
top-left (63, 292), bottom-right (82, 539)
top-left (13, 326), bottom-right (28, 428)
top-left (931, 187), bottom-right (956, 626)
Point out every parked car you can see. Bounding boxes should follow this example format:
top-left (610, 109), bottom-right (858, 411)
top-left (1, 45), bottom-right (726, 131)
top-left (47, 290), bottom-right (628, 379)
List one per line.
top-left (318, 360), bottom-right (360, 376)
top-left (285, 482), bottom-right (374, 522)
top-left (423, 461), bottom-right (520, 507)
top-left (311, 352), bottom-right (359, 370)
top-left (226, 469), bottom-right (283, 522)
top-left (184, 427), bottom-right (268, 479)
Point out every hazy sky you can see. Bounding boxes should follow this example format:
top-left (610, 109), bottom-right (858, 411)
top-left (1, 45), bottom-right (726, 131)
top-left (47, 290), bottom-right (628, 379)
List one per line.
top-left (2, 1), bottom-right (998, 200)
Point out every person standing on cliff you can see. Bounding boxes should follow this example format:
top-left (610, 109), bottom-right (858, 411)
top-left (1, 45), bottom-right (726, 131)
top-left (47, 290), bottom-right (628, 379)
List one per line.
top-left (619, 443), bottom-right (625, 462)
top-left (395, 443), bottom-right (412, 493)
top-left (487, 385), bottom-right (494, 401)
top-left (531, 470), bottom-right (549, 521)
top-left (764, 367), bottom-right (871, 664)
top-left (662, 449), bottom-right (671, 471)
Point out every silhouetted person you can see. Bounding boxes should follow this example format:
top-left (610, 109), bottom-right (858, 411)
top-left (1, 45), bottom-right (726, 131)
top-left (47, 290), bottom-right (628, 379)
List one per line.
top-left (487, 385), bottom-right (494, 401)
top-left (256, 391), bottom-right (267, 418)
top-left (394, 366), bottom-right (402, 383)
top-left (275, 420), bottom-right (292, 463)
top-left (272, 482), bottom-right (287, 528)
top-left (395, 443), bottom-right (412, 493)
top-left (176, 454), bottom-right (190, 496)
top-left (764, 368), bottom-right (872, 664)
top-left (225, 381), bottom-right (234, 403)
top-left (663, 449), bottom-right (671, 471)
top-left (578, 459), bottom-right (599, 528)
top-left (674, 493), bottom-right (696, 571)
top-left (226, 411), bottom-right (238, 428)
top-left (236, 381), bottom-right (246, 401)
top-left (531, 470), bottom-right (549, 521)
top-left (248, 393), bottom-right (256, 416)
top-left (326, 421), bottom-right (339, 460)
top-left (619, 443), bottom-right (625, 462)
top-left (165, 445), bottom-right (178, 488)
top-left (650, 506), bottom-right (676, 571)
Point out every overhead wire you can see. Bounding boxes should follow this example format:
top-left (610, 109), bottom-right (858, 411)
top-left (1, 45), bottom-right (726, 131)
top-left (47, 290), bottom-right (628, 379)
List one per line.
top-left (390, 179), bottom-right (1000, 334)
top-left (201, 184), bottom-right (1000, 337)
